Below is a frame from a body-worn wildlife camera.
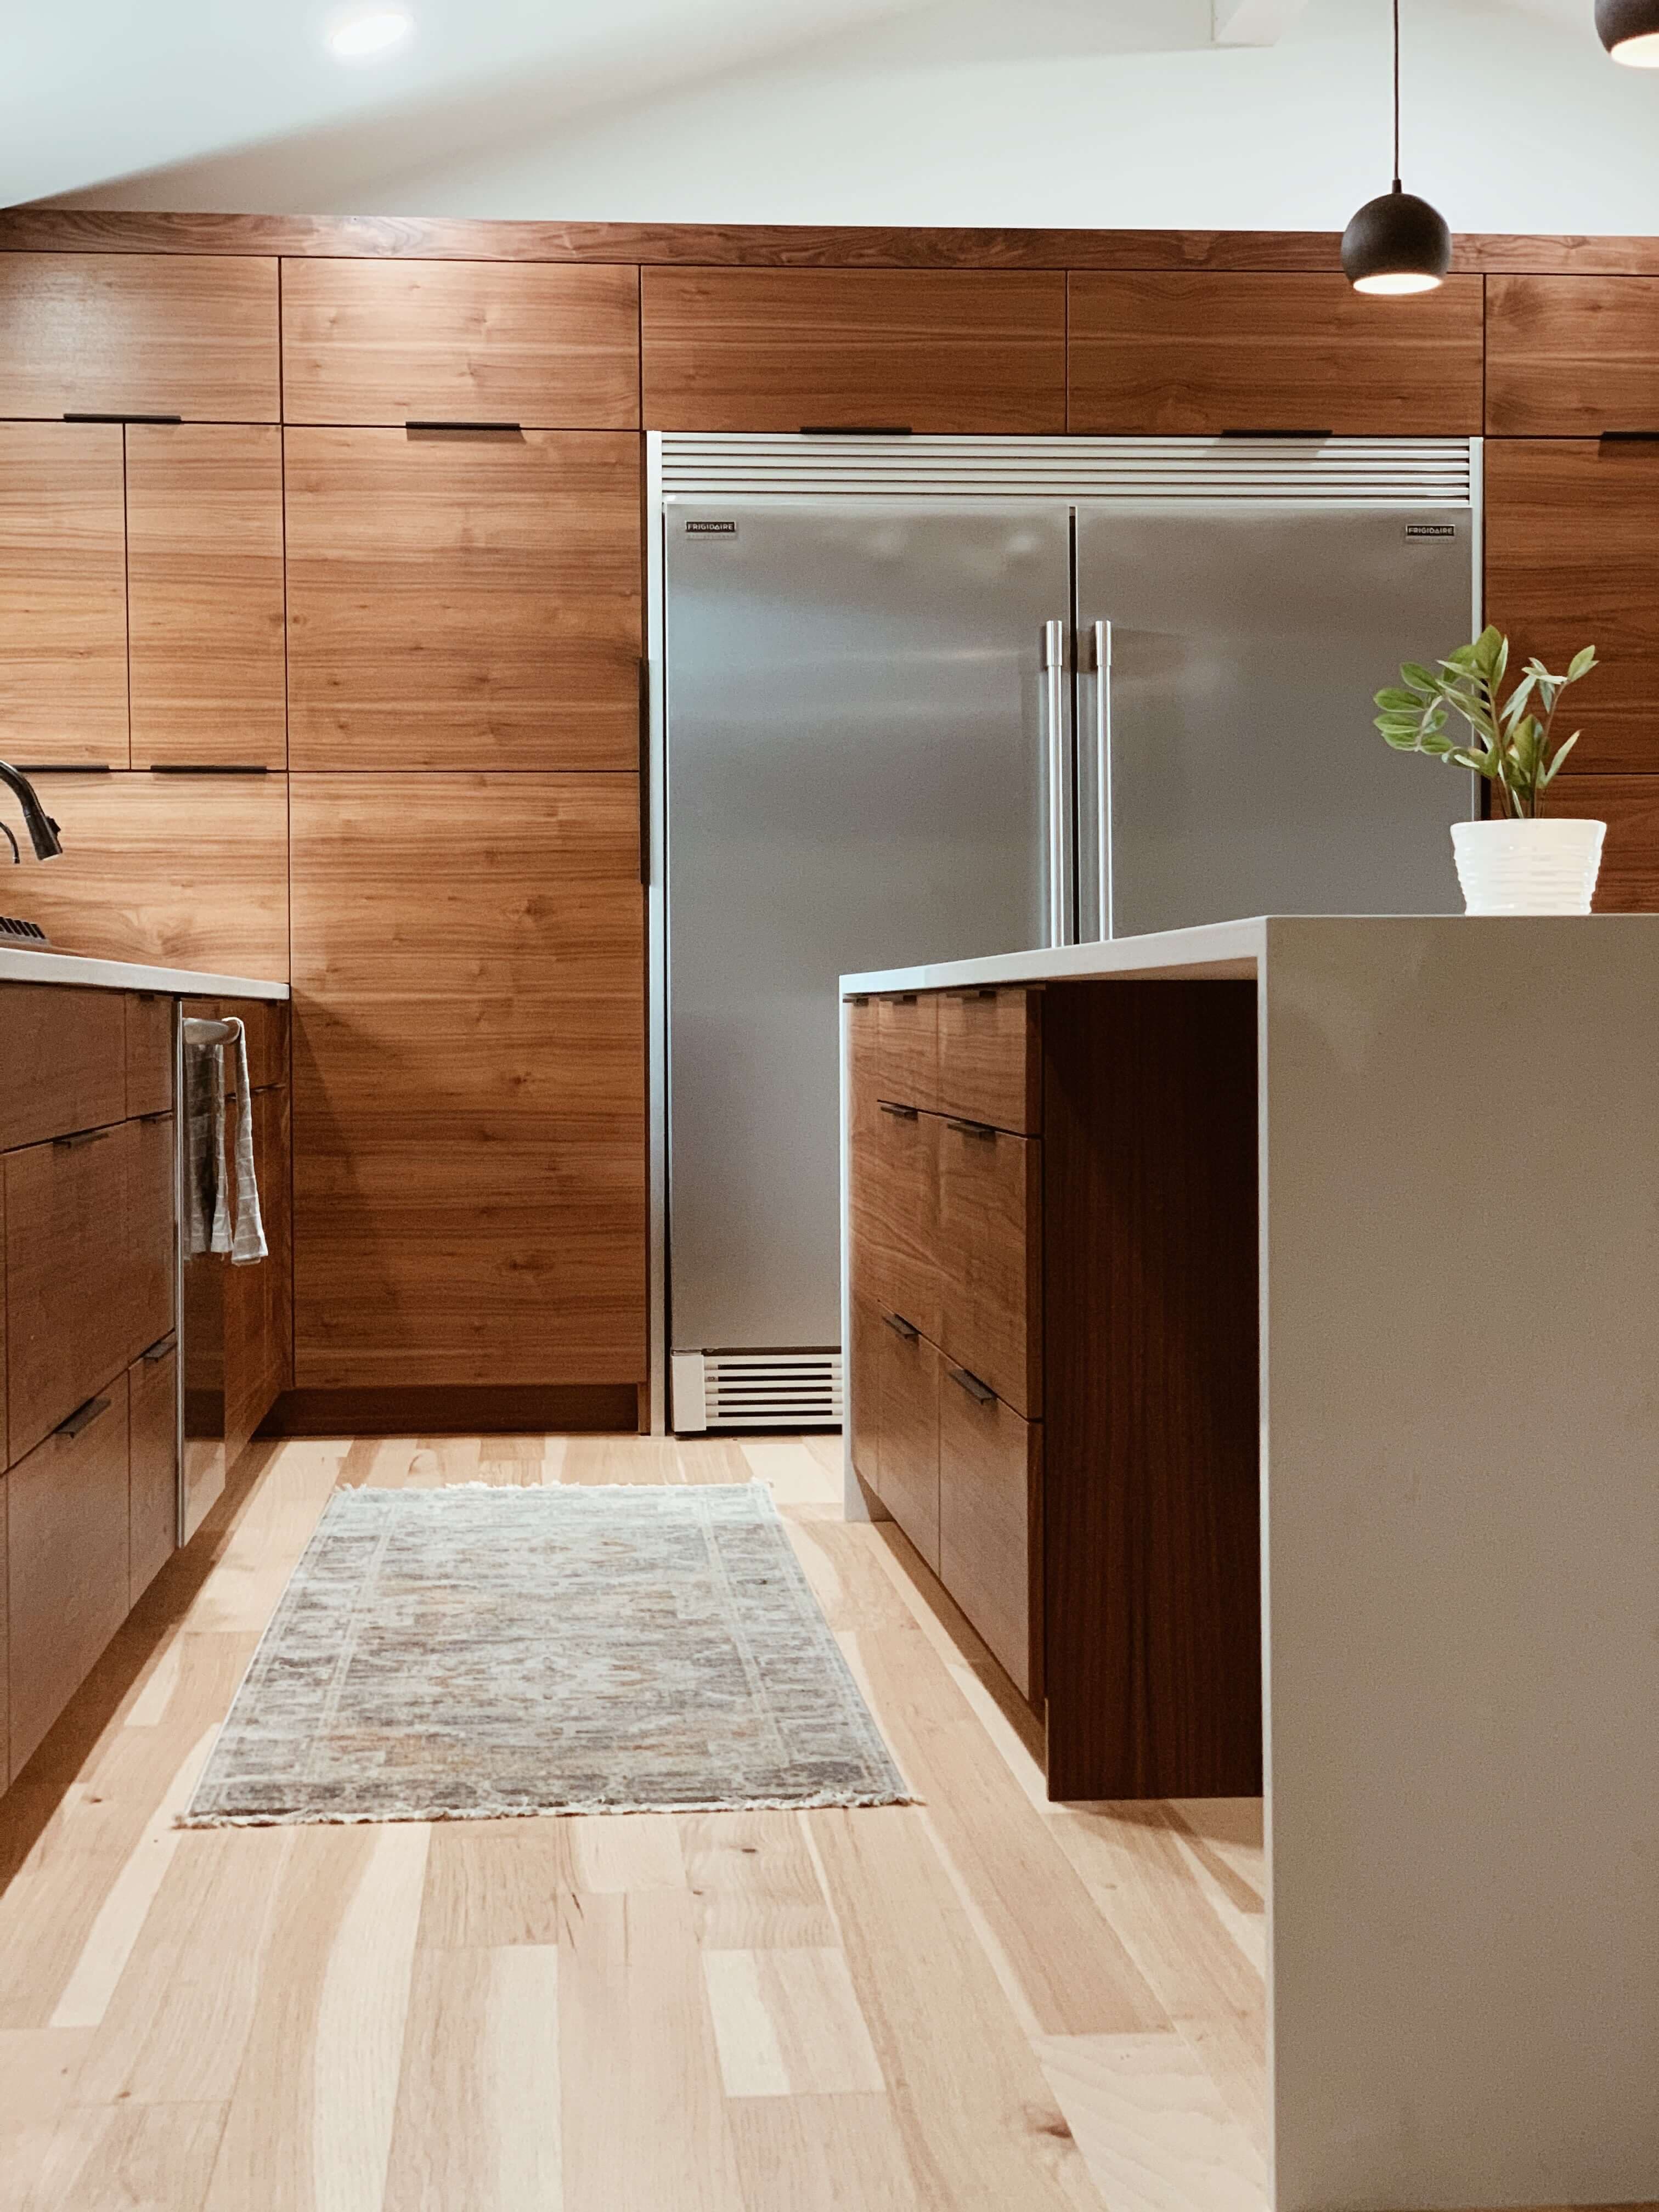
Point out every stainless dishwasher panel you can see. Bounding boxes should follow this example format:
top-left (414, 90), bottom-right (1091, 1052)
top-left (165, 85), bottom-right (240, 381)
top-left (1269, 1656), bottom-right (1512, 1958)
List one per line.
top-left (665, 499), bottom-right (1070, 1356)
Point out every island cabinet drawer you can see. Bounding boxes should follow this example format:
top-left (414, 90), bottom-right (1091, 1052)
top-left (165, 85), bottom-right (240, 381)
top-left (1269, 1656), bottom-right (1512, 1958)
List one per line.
top-left (873, 1313), bottom-right (943, 1574)
top-left (936, 1119), bottom-right (1041, 1419)
top-left (128, 1337), bottom-right (178, 1607)
top-left (939, 1367), bottom-right (1041, 1703)
top-left (935, 988), bottom-right (1041, 1135)
top-left (6, 1379), bottom-right (131, 1781)
top-left (125, 994), bottom-right (174, 1121)
top-left (856, 1103), bottom-right (943, 1348)
top-left (876, 992), bottom-right (939, 1112)
top-left (0, 984), bottom-right (126, 1152)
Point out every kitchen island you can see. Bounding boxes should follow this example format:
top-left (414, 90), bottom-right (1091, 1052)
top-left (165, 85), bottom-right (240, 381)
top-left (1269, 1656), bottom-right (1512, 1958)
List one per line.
top-left (841, 916), bottom-right (1659, 2212)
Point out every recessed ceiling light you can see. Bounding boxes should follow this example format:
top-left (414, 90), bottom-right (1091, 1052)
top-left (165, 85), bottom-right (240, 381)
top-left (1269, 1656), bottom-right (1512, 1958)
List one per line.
top-left (328, 9), bottom-right (413, 59)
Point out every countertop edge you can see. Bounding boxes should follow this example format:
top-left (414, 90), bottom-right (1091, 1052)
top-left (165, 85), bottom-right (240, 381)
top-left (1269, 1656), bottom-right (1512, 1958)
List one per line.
top-left (0, 949), bottom-right (291, 1000)
top-left (841, 917), bottom-right (1269, 995)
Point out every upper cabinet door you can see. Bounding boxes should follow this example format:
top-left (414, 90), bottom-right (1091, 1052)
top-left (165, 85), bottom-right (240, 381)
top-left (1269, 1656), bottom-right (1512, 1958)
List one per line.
top-left (1486, 276), bottom-right (1659, 435)
top-left (127, 424), bottom-right (286, 768)
top-left (280, 259), bottom-right (640, 429)
top-left (0, 253), bottom-right (279, 421)
top-left (1068, 273), bottom-right (1485, 435)
top-left (285, 427), bottom-right (641, 771)
top-left (0, 422), bottom-right (128, 766)
top-left (1484, 438), bottom-right (1659, 775)
top-left (641, 269), bottom-right (1066, 433)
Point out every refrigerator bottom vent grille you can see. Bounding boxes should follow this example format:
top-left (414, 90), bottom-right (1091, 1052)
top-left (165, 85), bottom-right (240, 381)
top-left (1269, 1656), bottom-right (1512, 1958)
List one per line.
top-left (674, 1352), bottom-right (844, 1432)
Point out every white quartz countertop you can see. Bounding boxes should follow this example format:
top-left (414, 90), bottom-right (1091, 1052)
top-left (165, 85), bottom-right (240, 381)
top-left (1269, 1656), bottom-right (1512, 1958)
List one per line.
top-left (843, 917), bottom-right (1267, 994)
top-left (0, 947), bottom-right (290, 1000)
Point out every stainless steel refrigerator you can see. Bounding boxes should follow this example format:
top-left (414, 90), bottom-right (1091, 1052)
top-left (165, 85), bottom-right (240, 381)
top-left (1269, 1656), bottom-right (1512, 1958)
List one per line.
top-left (655, 435), bottom-right (1479, 1431)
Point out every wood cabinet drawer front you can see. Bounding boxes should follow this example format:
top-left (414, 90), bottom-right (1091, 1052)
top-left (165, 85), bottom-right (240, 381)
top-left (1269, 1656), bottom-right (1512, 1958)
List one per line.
top-left (7, 1379), bottom-right (130, 1780)
top-left (642, 269), bottom-right (1066, 435)
top-left (1068, 272), bottom-right (1484, 436)
top-left (128, 1339), bottom-right (177, 1607)
top-left (125, 994), bottom-right (174, 1120)
top-left (185, 995), bottom-right (288, 1093)
top-left (939, 1372), bottom-right (1040, 1702)
top-left (876, 1318), bottom-right (942, 1574)
top-left (1486, 275), bottom-right (1659, 435)
top-left (281, 258), bottom-right (641, 429)
top-left (848, 1293), bottom-right (883, 1500)
top-left (0, 983), bottom-right (126, 1152)
top-left (877, 994), bottom-right (939, 1112)
top-left (5, 1121), bottom-right (173, 1462)
top-left (860, 1105), bottom-right (941, 1348)
top-left (935, 989), bottom-right (1040, 1135)
top-left (0, 421), bottom-right (129, 766)
top-left (937, 1120), bottom-right (1041, 1418)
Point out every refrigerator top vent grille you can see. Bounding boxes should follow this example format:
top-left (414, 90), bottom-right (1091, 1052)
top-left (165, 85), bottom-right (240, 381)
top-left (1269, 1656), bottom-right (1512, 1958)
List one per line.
top-left (658, 434), bottom-right (1475, 504)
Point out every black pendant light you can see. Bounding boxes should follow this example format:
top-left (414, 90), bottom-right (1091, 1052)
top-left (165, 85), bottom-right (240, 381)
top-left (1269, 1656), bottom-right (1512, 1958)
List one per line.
top-left (1597, 0), bottom-right (1659, 66)
top-left (1341, 0), bottom-right (1453, 296)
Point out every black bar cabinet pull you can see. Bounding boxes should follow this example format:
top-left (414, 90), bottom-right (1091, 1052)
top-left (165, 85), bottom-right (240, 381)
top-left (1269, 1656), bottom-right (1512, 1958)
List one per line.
top-left (845, 994), bottom-right (870, 1007)
top-left (1599, 430), bottom-right (1659, 442)
top-left (12, 763), bottom-right (112, 773)
top-left (882, 1313), bottom-right (920, 1342)
top-left (63, 411), bottom-right (183, 425)
top-left (946, 1117), bottom-right (997, 1140)
top-left (141, 1335), bottom-right (177, 1363)
top-left (947, 1366), bottom-right (997, 1406)
top-left (878, 1101), bottom-right (919, 1120)
top-left (946, 987), bottom-right (997, 1001)
top-left (57, 1395), bottom-right (112, 1440)
top-left (52, 1125), bottom-right (114, 1150)
top-left (148, 763), bottom-right (270, 775)
top-left (405, 419), bottom-right (522, 432)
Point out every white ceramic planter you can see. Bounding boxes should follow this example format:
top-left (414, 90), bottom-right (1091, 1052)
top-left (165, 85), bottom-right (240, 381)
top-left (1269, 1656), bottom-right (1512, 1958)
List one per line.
top-left (1451, 818), bottom-right (1605, 916)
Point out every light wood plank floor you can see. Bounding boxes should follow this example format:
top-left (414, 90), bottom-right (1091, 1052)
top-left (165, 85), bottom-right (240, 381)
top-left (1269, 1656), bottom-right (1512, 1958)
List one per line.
top-left (0, 1434), bottom-right (1267, 2212)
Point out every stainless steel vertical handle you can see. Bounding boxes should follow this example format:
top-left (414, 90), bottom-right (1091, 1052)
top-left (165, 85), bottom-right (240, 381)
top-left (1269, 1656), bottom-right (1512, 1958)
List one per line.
top-left (1041, 619), bottom-right (1071, 948)
top-left (1093, 619), bottom-right (1113, 941)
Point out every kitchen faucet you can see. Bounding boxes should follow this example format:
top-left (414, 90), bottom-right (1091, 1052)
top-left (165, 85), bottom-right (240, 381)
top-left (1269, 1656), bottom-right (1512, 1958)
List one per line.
top-left (0, 760), bottom-right (64, 863)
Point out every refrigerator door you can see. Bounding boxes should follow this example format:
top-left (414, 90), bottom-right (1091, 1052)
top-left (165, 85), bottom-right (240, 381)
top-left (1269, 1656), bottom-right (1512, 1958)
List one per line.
top-left (1076, 501), bottom-right (1477, 938)
top-left (665, 499), bottom-right (1070, 1356)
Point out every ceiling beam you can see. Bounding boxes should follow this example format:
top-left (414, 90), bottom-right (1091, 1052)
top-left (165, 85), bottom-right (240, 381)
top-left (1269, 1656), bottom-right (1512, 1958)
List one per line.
top-left (1212, 0), bottom-right (1311, 43)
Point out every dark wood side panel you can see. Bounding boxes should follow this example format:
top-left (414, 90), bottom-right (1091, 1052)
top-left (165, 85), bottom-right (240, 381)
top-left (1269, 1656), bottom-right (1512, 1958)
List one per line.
top-left (0, 421), bottom-right (128, 767)
top-left (280, 258), bottom-right (641, 428)
top-left (641, 269), bottom-right (1066, 433)
top-left (128, 1339), bottom-right (178, 1606)
top-left (1042, 980), bottom-right (1261, 1801)
top-left (0, 983), bottom-right (126, 1152)
top-left (262, 1384), bottom-right (637, 1436)
top-left (1069, 272), bottom-right (1485, 435)
top-left (1483, 438), bottom-right (1659, 775)
top-left (1486, 275), bottom-right (1659, 435)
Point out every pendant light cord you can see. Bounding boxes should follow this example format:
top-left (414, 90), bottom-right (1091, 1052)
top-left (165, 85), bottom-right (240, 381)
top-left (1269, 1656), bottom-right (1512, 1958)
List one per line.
top-left (1392, 0), bottom-right (1402, 191)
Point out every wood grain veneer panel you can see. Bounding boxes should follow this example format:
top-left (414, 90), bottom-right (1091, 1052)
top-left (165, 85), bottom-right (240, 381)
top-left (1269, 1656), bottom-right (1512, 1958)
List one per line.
top-left (938, 1372), bottom-right (1041, 1702)
top-left (1483, 438), bottom-right (1659, 775)
top-left (876, 1321), bottom-right (942, 1575)
top-left (1042, 980), bottom-right (1261, 1801)
top-left (1544, 777), bottom-right (1659, 911)
top-left (10, 770), bottom-right (290, 979)
top-left (859, 1106), bottom-right (941, 1350)
top-left (0, 252), bottom-right (278, 420)
top-left (1068, 272), bottom-right (1485, 435)
top-left (126, 424), bottom-right (286, 768)
top-left (935, 988), bottom-right (1040, 1135)
top-left (641, 268), bottom-right (1066, 432)
top-left (280, 258), bottom-right (640, 427)
top-left (0, 422), bottom-right (128, 767)
top-left (185, 996), bottom-right (288, 1096)
top-left (1486, 275), bottom-right (1659, 434)
top-left (0, 983), bottom-right (126, 1152)
top-left (5, 1379), bottom-right (129, 1779)
top-left (936, 1120), bottom-right (1041, 1419)
top-left (874, 994), bottom-right (939, 1114)
top-left (128, 1340), bottom-right (178, 1607)
top-left (290, 773), bottom-right (645, 1388)
top-left (4, 1125), bottom-right (134, 1462)
top-left (123, 994), bottom-right (174, 1120)
top-left (285, 427), bottom-right (641, 770)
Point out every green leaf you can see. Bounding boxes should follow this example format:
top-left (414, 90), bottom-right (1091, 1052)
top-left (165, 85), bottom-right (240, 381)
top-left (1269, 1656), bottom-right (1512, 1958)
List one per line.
top-left (1375, 686), bottom-right (1425, 712)
top-left (1567, 645), bottom-right (1599, 682)
top-left (1542, 731), bottom-right (1582, 783)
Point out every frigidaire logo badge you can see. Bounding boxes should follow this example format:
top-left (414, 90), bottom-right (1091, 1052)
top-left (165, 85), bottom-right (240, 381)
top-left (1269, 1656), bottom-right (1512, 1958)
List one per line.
top-left (685, 520), bottom-right (738, 535)
top-left (1405, 524), bottom-right (1457, 539)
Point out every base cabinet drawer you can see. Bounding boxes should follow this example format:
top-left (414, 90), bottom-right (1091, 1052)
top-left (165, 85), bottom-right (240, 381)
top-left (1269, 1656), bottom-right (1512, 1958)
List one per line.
top-left (0, 984), bottom-right (126, 1153)
top-left (124, 994), bottom-right (174, 1121)
top-left (939, 1368), bottom-right (1041, 1703)
top-left (128, 1339), bottom-right (178, 1606)
top-left (7, 1380), bottom-right (130, 1780)
top-left (875, 1315), bottom-right (942, 1573)
top-left (860, 1103), bottom-right (942, 1347)
top-left (937, 1118), bottom-right (1041, 1418)
top-left (877, 993), bottom-right (940, 1113)
top-left (936, 988), bottom-right (1040, 1134)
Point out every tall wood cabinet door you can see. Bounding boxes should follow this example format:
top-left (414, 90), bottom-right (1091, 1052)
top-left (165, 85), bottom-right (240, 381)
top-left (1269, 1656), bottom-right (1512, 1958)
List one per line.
top-left (1485, 439), bottom-right (1659, 774)
top-left (0, 422), bottom-right (128, 766)
top-left (290, 774), bottom-right (646, 1388)
top-left (1068, 273), bottom-right (1485, 435)
top-left (13, 770), bottom-right (290, 978)
top-left (1486, 276), bottom-right (1659, 434)
top-left (128, 1339), bottom-right (178, 1607)
top-left (281, 259), bottom-right (640, 428)
top-left (7, 1380), bottom-right (130, 1779)
top-left (126, 424), bottom-right (286, 768)
top-left (641, 269), bottom-right (1066, 433)
top-left (285, 428), bottom-right (641, 770)
top-left (0, 253), bottom-right (279, 421)
top-left (938, 1370), bottom-right (1040, 1703)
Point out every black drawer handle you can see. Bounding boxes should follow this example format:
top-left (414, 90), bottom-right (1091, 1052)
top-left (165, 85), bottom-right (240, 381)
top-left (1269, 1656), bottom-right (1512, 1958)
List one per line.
top-left (148, 764), bottom-right (270, 776)
top-left (1599, 430), bottom-right (1659, 443)
top-left (406, 419), bottom-right (522, 432)
top-left (945, 987), bottom-right (998, 1002)
top-left (64, 411), bottom-right (183, 425)
top-left (947, 1366), bottom-right (997, 1406)
top-left (845, 994), bottom-right (870, 1007)
top-left (140, 1335), bottom-right (176, 1363)
top-left (878, 1101), bottom-right (919, 1120)
top-left (53, 1125), bottom-right (115, 1150)
top-left (887, 992), bottom-right (919, 1005)
top-left (881, 1312), bottom-right (920, 1341)
top-left (947, 1118), bottom-right (998, 1140)
top-left (57, 1394), bottom-right (112, 1440)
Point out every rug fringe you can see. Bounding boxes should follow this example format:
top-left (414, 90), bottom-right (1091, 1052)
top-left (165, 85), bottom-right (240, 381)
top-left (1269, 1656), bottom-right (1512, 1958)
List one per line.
top-left (177, 1786), bottom-right (921, 1830)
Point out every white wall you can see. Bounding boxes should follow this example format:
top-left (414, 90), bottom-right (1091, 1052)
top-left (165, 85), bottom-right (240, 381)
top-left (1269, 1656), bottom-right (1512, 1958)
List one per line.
top-left (54, 0), bottom-right (1659, 237)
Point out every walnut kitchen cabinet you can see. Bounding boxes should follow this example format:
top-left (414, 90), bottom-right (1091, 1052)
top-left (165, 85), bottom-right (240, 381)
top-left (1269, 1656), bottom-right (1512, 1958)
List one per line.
top-left (0, 422), bottom-right (129, 766)
top-left (641, 268), bottom-right (1067, 433)
top-left (126, 424), bottom-right (286, 768)
top-left (285, 427), bottom-right (641, 771)
top-left (280, 258), bottom-right (640, 428)
top-left (0, 252), bottom-right (279, 421)
top-left (1067, 272), bottom-right (1485, 436)
top-left (1486, 275), bottom-right (1659, 435)
top-left (1484, 438), bottom-right (1659, 776)
top-left (289, 774), bottom-right (646, 1392)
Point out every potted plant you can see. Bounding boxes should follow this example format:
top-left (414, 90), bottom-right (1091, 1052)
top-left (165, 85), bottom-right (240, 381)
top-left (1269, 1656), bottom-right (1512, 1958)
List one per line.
top-left (1375, 627), bottom-right (1604, 914)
